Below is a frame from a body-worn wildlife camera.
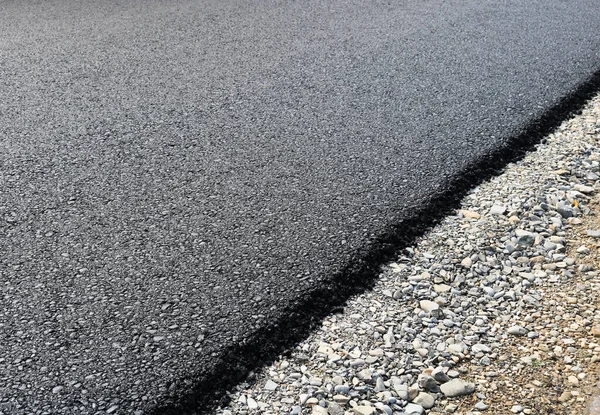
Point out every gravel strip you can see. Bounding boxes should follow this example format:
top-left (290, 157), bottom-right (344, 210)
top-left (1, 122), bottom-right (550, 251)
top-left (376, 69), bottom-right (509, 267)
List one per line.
top-left (215, 95), bottom-right (600, 415)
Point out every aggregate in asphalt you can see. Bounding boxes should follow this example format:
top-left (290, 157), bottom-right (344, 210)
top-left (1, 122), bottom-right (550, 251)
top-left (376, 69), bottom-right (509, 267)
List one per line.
top-left (1, 0), bottom-right (600, 413)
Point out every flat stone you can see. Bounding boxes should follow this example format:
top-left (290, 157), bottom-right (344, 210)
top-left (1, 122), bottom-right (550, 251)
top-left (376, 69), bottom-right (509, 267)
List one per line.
top-left (440, 379), bottom-right (475, 397)
top-left (510, 405), bottom-right (523, 413)
top-left (459, 209), bottom-right (481, 219)
top-left (247, 397), bottom-right (258, 410)
top-left (507, 325), bottom-right (528, 336)
top-left (264, 380), bottom-right (278, 391)
top-left (474, 401), bottom-right (489, 410)
top-left (404, 403), bottom-right (425, 415)
top-left (419, 300), bottom-right (439, 313)
top-left (333, 394), bottom-right (350, 404)
top-left (433, 283), bottom-right (451, 293)
top-left (393, 383), bottom-right (409, 400)
top-left (312, 406), bottom-right (328, 415)
top-left (472, 343), bottom-right (491, 353)
top-left (327, 402), bottom-right (344, 415)
top-left (489, 205), bottom-right (506, 215)
top-left (587, 230), bottom-right (600, 238)
top-left (413, 392), bottom-right (435, 409)
top-left (573, 184), bottom-right (595, 194)
top-left (352, 406), bottom-right (376, 415)
top-left (559, 391), bottom-right (573, 402)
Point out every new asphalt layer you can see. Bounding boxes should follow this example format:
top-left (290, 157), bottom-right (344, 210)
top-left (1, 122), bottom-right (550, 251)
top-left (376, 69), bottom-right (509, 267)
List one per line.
top-left (1, 0), bottom-right (600, 413)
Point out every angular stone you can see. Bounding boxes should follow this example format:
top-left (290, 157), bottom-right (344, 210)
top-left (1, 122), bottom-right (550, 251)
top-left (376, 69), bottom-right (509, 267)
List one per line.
top-left (432, 367), bottom-right (450, 383)
top-left (263, 379), bottom-right (278, 391)
top-left (419, 300), bottom-right (439, 313)
top-left (417, 374), bottom-right (438, 392)
top-left (489, 205), bottom-right (506, 215)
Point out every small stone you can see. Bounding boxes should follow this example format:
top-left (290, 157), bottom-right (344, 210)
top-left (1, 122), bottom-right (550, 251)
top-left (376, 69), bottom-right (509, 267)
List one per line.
top-left (568, 375), bottom-right (579, 386)
top-left (333, 395), bottom-right (350, 404)
top-left (474, 401), bottom-right (489, 410)
top-left (312, 406), bottom-right (328, 415)
top-left (306, 397), bottom-right (319, 405)
top-left (592, 326), bottom-right (600, 337)
top-left (433, 284), bottom-right (451, 293)
top-left (374, 377), bottom-right (386, 392)
top-left (404, 403), bottom-right (425, 415)
top-left (507, 326), bottom-right (528, 336)
top-left (408, 385), bottom-right (420, 401)
top-left (327, 403), bottom-right (344, 415)
top-left (445, 403), bottom-right (459, 413)
top-left (264, 380), bottom-right (278, 391)
top-left (459, 210), bottom-right (481, 219)
top-left (489, 205), bottom-right (506, 215)
top-left (447, 344), bottom-right (464, 355)
top-left (106, 406), bottom-right (119, 414)
top-left (419, 300), bottom-right (440, 313)
top-left (418, 374), bottom-right (438, 391)
top-left (574, 184), bottom-right (595, 194)
top-left (432, 367), bottom-right (450, 383)
top-left (393, 383), bottom-right (409, 400)
top-left (557, 204), bottom-right (574, 218)
top-left (516, 232), bottom-right (536, 247)
top-left (352, 406), bottom-right (376, 415)
top-left (52, 386), bottom-right (63, 394)
top-left (440, 379), bottom-right (475, 397)
top-left (413, 392), bottom-right (435, 409)
top-left (461, 257), bottom-right (473, 268)
top-left (247, 397), bottom-right (258, 410)
top-left (559, 391), bottom-right (573, 402)
top-left (472, 344), bottom-right (491, 353)
top-left (510, 405), bottom-right (523, 413)
top-left (587, 230), bottom-right (600, 238)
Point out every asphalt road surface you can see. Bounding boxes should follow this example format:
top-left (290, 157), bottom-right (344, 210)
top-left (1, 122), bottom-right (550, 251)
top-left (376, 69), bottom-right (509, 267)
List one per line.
top-left (1, 0), bottom-right (600, 413)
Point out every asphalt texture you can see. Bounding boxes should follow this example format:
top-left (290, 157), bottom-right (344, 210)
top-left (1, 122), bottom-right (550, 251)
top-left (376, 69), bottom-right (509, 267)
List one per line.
top-left (1, 0), bottom-right (600, 413)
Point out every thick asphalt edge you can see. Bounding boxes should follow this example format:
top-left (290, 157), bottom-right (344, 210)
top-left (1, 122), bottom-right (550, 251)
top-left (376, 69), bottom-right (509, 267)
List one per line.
top-left (147, 69), bottom-right (600, 415)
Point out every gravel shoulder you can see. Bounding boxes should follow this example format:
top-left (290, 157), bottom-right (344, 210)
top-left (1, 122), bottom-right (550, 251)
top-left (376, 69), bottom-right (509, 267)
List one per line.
top-left (215, 95), bottom-right (600, 415)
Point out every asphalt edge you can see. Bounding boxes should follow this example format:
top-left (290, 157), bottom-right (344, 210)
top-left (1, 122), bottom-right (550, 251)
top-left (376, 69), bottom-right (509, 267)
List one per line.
top-left (147, 68), bottom-right (600, 415)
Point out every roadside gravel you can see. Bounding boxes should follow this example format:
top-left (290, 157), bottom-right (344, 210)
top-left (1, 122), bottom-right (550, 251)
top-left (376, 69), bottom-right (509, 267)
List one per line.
top-left (215, 94), bottom-right (600, 415)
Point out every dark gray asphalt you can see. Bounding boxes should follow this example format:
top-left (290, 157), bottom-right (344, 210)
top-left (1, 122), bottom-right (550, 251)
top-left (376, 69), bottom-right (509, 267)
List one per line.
top-left (1, 0), bottom-right (600, 413)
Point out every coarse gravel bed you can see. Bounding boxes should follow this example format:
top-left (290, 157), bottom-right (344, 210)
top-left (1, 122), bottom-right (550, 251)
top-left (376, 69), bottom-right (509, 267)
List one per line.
top-left (214, 95), bottom-right (600, 415)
